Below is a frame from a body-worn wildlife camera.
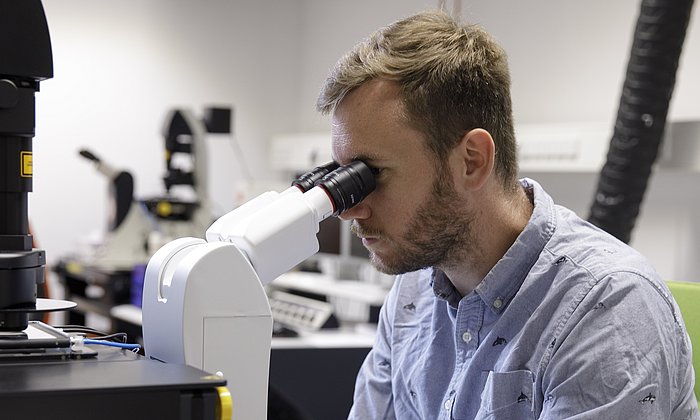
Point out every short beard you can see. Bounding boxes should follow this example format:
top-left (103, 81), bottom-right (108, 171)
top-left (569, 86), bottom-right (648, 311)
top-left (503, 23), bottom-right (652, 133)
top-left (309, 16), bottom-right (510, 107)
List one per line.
top-left (353, 166), bottom-right (475, 275)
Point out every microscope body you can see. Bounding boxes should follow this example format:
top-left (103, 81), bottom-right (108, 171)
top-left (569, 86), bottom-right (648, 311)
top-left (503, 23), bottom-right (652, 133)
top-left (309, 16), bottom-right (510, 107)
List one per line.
top-left (142, 161), bottom-right (374, 419)
top-left (142, 237), bottom-right (271, 420)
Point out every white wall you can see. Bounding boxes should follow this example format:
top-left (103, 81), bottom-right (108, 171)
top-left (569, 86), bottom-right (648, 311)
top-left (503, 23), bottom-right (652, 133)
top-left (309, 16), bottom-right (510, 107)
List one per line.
top-left (25, 0), bottom-right (700, 281)
top-left (298, 0), bottom-right (699, 129)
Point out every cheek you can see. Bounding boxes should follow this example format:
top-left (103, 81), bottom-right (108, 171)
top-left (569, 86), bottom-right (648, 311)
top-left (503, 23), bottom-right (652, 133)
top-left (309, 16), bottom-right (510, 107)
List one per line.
top-left (370, 188), bottom-right (420, 231)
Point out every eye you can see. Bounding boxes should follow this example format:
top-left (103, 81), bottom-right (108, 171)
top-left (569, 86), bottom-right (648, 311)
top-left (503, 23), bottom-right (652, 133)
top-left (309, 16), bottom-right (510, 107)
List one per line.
top-left (369, 166), bottom-right (384, 177)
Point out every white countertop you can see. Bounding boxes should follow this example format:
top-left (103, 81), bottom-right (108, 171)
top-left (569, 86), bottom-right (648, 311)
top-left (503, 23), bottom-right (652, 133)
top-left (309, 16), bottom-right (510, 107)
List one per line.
top-left (111, 304), bottom-right (377, 350)
top-left (272, 271), bottom-right (389, 306)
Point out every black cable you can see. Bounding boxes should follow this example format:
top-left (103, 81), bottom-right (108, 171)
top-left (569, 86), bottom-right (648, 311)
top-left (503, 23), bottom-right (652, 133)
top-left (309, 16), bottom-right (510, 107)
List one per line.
top-left (54, 325), bottom-right (129, 342)
top-left (53, 325), bottom-right (110, 336)
top-left (587, 0), bottom-right (695, 243)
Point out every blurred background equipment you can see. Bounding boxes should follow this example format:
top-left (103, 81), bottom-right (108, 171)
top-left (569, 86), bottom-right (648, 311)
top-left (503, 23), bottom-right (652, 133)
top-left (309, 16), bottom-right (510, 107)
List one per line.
top-left (71, 106), bottom-right (233, 272)
top-left (56, 106), bottom-right (232, 328)
top-left (142, 107), bottom-right (232, 242)
top-left (76, 148), bottom-right (152, 270)
top-left (79, 149), bottom-right (135, 232)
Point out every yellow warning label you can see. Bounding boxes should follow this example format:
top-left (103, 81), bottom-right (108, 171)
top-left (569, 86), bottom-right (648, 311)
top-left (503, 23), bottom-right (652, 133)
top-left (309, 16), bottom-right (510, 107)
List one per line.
top-left (20, 151), bottom-right (33, 177)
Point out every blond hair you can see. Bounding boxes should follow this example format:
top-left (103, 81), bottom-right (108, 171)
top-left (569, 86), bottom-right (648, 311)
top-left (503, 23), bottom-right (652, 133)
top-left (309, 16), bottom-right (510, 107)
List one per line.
top-left (317, 10), bottom-right (518, 189)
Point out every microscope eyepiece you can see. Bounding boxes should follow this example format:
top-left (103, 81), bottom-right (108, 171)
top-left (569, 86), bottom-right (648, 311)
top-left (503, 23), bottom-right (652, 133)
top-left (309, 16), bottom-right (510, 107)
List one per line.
top-left (292, 161), bottom-right (339, 192)
top-left (316, 161), bottom-right (375, 216)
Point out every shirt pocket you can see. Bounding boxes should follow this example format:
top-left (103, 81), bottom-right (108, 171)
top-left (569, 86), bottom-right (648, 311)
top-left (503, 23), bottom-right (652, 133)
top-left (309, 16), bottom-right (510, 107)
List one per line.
top-left (474, 370), bottom-right (536, 420)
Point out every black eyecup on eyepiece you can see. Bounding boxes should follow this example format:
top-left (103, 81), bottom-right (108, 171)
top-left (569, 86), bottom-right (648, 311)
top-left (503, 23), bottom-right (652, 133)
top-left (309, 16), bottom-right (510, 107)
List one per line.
top-left (291, 161), bottom-right (340, 193)
top-left (316, 161), bottom-right (376, 217)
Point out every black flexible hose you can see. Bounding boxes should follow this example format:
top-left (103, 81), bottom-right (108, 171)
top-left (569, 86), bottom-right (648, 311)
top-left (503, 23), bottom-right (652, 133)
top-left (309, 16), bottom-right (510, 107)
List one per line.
top-left (587, 0), bottom-right (694, 243)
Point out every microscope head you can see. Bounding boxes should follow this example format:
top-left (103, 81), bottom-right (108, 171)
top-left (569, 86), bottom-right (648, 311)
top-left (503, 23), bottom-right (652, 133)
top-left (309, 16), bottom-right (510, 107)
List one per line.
top-left (0, 0), bottom-right (53, 83)
top-left (0, 0), bottom-right (53, 136)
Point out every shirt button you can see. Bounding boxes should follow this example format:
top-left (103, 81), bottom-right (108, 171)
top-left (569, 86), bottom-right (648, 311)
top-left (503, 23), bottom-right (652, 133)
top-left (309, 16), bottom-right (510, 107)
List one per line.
top-left (444, 399), bottom-right (452, 410)
top-left (462, 331), bottom-right (473, 343)
top-left (493, 298), bottom-right (503, 309)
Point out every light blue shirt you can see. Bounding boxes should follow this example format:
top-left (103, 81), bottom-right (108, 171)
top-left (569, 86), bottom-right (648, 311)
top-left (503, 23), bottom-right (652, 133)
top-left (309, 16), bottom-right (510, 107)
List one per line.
top-left (349, 179), bottom-right (698, 419)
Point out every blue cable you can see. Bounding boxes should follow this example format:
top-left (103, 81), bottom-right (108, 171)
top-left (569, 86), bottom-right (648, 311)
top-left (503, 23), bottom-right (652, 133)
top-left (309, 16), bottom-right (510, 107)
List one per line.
top-left (83, 339), bottom-right (141, 351)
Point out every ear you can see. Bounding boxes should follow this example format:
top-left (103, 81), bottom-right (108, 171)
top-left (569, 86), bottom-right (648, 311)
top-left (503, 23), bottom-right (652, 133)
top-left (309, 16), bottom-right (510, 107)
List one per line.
top-left (449, 128), bottom-right (495, 191)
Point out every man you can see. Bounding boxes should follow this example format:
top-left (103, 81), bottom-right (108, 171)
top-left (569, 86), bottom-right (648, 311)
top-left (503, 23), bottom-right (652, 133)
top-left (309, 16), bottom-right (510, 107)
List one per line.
top-left (316, 10), bottom-right (698, 420)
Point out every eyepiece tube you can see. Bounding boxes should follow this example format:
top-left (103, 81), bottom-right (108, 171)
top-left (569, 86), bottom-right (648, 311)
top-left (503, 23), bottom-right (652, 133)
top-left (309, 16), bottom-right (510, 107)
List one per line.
top-left (316, 161), bottom-right (375, 216)
top-left (291, 161), bottom-right (339, 192)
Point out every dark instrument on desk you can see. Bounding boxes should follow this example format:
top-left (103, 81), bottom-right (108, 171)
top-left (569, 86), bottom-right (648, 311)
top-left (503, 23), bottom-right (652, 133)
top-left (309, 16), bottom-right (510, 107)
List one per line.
top-left (0, 0), bottom-right (76, 335)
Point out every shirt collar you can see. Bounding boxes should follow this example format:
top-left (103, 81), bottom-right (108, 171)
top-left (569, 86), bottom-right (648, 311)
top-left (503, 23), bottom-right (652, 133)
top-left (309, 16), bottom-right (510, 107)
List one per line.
top-left (432, 178), bottom-right (557, 312)
top-left (476, 178), bottom-right (556, 314)
top-left (431, 269), bottom-right (461, 308)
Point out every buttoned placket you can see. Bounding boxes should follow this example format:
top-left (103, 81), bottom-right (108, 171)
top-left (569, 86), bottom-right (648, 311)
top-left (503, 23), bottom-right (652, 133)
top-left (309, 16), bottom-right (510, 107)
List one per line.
top-left (439, 294), bottom-right (485, 419)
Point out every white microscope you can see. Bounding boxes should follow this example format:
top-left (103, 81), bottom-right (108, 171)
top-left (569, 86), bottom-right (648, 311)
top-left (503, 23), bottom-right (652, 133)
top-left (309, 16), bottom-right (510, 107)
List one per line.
top-left (141, 160), bottom-right (375, 419)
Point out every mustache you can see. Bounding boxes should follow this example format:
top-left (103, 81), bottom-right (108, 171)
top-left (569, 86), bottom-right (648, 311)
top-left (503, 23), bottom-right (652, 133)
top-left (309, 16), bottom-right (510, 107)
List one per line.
top-left (350, 221), bottom-right (383, 238)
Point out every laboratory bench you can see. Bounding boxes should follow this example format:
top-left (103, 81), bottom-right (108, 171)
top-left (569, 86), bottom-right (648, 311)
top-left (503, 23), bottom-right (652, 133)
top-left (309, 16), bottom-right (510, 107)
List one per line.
top-left (111, 303), bottom-right (375, 420)
top-left (52, 261), bottom-right (382, 420)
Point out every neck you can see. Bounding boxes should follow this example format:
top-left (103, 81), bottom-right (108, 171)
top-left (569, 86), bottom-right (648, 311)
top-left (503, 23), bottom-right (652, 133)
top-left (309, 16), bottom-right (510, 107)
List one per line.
top-left (440, 182), bottom-right (533, 297)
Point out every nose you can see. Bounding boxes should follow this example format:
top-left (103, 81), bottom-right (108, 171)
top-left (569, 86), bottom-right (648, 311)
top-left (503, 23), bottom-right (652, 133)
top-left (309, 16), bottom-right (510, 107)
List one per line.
top-left (339, 200), bottom-right (370, 221)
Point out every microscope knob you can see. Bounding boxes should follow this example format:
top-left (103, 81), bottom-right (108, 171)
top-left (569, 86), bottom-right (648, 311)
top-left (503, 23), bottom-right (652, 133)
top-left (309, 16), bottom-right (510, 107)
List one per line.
top-left (0, 79), bottom-right (19, 109)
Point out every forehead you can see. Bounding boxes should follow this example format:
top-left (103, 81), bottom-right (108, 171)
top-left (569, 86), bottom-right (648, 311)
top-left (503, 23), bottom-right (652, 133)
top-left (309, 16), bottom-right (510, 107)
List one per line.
top-left (330, 80), bottom-right (425, 165)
